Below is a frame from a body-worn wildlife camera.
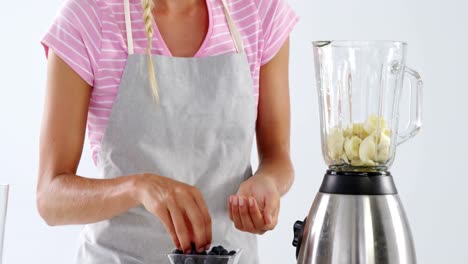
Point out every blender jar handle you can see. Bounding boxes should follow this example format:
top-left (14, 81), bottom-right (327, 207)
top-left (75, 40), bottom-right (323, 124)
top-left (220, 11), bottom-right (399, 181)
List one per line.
top-left (397, 67), bottom-right (423, 145)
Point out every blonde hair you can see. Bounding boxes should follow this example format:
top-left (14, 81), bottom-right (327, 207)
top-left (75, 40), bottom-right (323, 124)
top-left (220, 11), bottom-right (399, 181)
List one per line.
top-left (141, 0), bottom-right (159, 101)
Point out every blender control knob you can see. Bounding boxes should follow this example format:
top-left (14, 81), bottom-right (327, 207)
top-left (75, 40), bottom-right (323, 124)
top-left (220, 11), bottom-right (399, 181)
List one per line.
top-left (292, 218), bottom-right (307, 259)
top-left (292, 220), bottom-right (304, 247)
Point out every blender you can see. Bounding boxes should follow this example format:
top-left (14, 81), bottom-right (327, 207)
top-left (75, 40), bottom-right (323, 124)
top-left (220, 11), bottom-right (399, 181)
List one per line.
top-left (292, 41), bottom-right (423, 264)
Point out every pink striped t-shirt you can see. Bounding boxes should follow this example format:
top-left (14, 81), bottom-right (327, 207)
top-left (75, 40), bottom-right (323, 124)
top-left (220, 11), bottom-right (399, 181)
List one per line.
top-left (42, 0), bottom-right (299, 164)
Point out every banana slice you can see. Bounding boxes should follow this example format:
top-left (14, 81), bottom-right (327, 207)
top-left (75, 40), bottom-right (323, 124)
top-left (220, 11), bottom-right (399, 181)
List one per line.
top-left (363, 115), bottom-right (387, 134)
top-left (359, 133), bottom-right (377, 163)
top-left (341, 153), bottom-right (350, 163)
top-left (376, 132), bottom-right (391, 162)
top-left (384, 128), bottom-right (392, 137)
top-left (327, 127), bottom-right (345, 160)
top-left (344, 136), bottom-right (362, 161)
top-left (344, 126), bottom-right (353, 138)
top-left (352, 123), bottom-right (369, 139)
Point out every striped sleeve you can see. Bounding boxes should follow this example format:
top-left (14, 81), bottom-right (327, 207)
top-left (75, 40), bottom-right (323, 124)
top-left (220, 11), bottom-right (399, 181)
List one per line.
top-left (256, 0), bottom-right (299, 65)
top-left (41, 0), bottom-right (103, 86)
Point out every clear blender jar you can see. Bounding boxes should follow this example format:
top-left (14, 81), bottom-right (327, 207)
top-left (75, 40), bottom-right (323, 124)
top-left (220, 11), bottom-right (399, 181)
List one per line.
top-left (313, 41), bottom-right (423, 171)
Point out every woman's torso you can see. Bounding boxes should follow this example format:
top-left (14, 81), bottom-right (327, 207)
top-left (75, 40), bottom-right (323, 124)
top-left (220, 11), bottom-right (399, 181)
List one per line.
top-left (42, 0), bottom-right (298, 164)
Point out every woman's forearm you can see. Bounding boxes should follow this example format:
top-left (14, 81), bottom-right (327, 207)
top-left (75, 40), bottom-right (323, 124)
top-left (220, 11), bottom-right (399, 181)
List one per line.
top-left (37, 173), bottom-right (140, 226)
top-left (254, 39), bottom-right (293, 197)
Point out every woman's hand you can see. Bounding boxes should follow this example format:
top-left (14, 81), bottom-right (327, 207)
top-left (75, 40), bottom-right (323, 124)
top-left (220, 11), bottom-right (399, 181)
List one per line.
top-left (228, 174), bottom-right (280, 235)
top-left (134, 174), bottom-right (212, 253)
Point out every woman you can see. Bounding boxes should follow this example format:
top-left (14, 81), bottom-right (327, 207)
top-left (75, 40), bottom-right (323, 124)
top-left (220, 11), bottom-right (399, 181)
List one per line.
top-left (38, 0), bottom-right (298, 262)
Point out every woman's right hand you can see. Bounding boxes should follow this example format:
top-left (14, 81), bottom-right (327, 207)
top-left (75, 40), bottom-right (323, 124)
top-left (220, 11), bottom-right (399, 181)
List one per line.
top-left (133, 174), bottom-right (212, 253)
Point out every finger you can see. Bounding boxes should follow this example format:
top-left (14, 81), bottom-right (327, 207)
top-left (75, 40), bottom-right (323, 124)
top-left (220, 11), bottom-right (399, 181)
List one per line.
top-left (167, 202), bottom-right (191, 253)
top-left (228, 196), bottom-right (234, 222)
top-left (191, 190), bottom-right (212, 250)
top-left (262, 194), bottom-right (280, 230)
top-left (184, 197), bottom-right (207, 252)
top-left (263, 210), bottom-right (274, 229)
top-left (231, 196), bottom-right (244, 231)
top-left (248, 197), bottom-right (264, 230)
top-left (157, 207), bottom-right (181, 249)
top-left (238, 196), bottom-right (256, 233)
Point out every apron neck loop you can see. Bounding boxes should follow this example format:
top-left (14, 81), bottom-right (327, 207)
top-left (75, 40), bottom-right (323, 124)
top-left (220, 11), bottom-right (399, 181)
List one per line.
top-left (221, 0), bottom-right (245, 54)
top-left (123, 0), bottom-right (245, 55)
top-left (124, 0), bottom-right (135, 55)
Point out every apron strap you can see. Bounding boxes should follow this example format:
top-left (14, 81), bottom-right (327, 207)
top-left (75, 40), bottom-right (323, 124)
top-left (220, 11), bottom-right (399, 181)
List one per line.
top-left (124, 0), bottom-right (135, 55)
top-left (220, 0), bottom-right (245, 54)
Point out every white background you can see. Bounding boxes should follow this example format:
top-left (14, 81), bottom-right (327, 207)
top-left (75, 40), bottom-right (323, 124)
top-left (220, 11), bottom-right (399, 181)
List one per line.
top-left (1, 0), bottom-right (467, 263)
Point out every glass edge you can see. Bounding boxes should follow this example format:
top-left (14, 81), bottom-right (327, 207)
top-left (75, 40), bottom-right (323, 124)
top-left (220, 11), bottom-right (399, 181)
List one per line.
top-left (167, 255), bottom-right (238, 259)
top-left (168, 249), bottom-right (242, 258)
top-left (311, 40), bottom-right (408, 47)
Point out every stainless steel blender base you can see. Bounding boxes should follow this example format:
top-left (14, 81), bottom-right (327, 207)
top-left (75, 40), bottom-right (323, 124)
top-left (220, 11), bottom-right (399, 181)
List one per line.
top-left (296, 193), bottom-right (416, 264)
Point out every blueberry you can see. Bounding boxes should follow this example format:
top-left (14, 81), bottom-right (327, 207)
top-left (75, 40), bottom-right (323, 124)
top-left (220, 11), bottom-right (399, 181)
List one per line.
top-left (189, 243), bottom-right (198, 255)
top-left (211, 247), bottom-right (221, 255)
top-left (199, 244), bottom-right (235, 264)
top-left (172, 249), bottom-right (183, 254)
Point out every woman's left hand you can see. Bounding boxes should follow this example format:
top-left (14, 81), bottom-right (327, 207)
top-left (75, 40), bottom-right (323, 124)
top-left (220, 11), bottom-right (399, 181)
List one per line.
top-left (228, 174), bottom-right (280, 234)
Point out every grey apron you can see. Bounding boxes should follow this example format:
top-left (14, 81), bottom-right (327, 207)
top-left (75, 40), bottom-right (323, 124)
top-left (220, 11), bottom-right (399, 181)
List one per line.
top-left (75, 0), bottom-right (258, 263)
